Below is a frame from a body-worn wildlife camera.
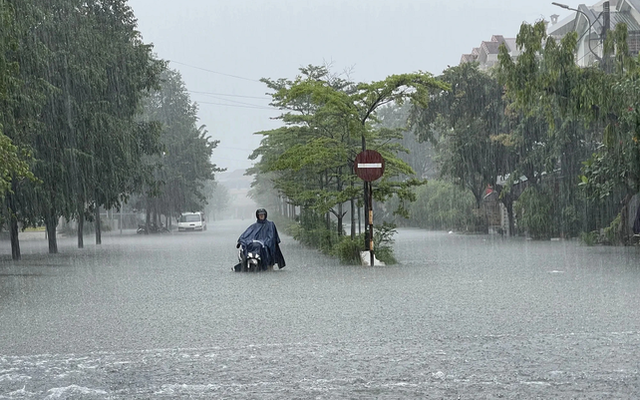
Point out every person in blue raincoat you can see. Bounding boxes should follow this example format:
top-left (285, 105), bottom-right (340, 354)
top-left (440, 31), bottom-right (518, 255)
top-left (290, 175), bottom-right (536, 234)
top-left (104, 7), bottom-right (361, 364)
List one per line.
top-left (235, 208), bottom-right (285, 269)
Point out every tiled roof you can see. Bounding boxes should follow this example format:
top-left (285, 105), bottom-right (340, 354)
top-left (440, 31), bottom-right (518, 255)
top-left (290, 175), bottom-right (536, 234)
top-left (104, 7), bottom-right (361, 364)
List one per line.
top-left (503, 38), bottom-right (518, 52)
top-left (460, 54), bottom-right (478, 63)
top-left (481, 40), bottom-right (502, 54)
top-left (611, 11), bottom-right (640, 31)
top-left (460, 36), bottom-right (517, 67)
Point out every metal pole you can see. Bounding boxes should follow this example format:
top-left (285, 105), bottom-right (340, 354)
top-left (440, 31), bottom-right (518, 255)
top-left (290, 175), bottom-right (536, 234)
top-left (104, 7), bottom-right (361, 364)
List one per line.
top-left (369, 183), bottom-right (374, 267)
top-left (602, 1), bottom-right (610, 72)
top-left (364, 181), bottom-right (369, 251)
top-left (362, 135), bottom-right (368, 253)
top-left (552, 2), bottom-right (602, 63)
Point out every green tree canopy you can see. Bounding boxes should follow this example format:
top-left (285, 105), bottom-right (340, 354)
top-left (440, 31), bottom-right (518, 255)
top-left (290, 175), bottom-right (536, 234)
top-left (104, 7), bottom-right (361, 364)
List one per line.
top-left (251, 65), bottom-right (447, 240)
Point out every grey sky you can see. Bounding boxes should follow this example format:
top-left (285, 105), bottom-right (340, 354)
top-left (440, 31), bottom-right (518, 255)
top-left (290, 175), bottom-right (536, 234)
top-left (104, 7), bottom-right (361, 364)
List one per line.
top-left (126, 0), bottom-right (571, 173)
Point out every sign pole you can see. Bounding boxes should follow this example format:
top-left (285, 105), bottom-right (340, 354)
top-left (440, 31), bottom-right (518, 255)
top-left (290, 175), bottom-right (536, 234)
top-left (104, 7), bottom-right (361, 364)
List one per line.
top-left (368, 182), bottom-right (374, 267)
top-left (354, 150), bottom-right (385, 266)
top-left (364, 180), bottom-right (369, 253)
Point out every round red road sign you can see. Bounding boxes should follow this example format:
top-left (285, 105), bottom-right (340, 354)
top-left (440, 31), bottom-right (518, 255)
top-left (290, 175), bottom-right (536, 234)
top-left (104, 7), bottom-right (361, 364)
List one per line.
top-left (354, 150), bottom-right (385, 181)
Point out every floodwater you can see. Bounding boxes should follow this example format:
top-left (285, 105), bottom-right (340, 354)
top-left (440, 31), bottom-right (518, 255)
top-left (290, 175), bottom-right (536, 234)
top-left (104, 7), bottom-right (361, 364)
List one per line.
top-left (1, 220), bottom-right (639, 399)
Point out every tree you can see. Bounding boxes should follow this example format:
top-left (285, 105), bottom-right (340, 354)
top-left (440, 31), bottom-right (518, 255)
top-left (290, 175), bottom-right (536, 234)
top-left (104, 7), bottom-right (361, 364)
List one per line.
top-left (137, 68), bottom-right (223, 227)
top-left (0, 0), bottom-right (50, 259)
top-left (376, 103), bottom-right (438, 180)
top-left (410, 62), bottom-right (513, 232)
top-left (63, 0), bottom-right (165, 248)
top-left (252, 65), bottom-right (447, 243)
top-left (498, 21), bottom-right (639, 242)
top-left (0, 0), bottom-right (164, 255)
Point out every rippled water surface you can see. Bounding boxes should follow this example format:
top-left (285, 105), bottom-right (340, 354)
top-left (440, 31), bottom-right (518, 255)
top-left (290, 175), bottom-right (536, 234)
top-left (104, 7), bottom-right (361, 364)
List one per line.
top-left (1, 221), bottom-right (639, 398)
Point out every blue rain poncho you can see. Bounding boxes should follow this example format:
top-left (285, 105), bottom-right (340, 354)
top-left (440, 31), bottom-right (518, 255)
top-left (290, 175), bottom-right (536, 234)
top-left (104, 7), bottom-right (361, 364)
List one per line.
top-left (237, 218), bottom-right (286, 268)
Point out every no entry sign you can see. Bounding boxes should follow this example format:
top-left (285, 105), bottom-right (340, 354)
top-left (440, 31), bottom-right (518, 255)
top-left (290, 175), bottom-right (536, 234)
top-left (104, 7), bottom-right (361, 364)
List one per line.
top-left (354, 150), bottom-right (385, 182)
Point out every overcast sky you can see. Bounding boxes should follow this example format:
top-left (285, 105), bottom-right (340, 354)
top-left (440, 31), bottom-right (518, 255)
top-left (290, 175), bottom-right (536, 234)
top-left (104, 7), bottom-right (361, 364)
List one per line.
top-left (126, 0), bottom-right (572, 173)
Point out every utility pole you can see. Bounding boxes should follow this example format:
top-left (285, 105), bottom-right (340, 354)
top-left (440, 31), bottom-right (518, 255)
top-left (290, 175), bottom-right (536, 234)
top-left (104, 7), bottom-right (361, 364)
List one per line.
top-left (602, 1), bottom-right (611, 72)
top-left (552, 2), bottom-right (605, 66)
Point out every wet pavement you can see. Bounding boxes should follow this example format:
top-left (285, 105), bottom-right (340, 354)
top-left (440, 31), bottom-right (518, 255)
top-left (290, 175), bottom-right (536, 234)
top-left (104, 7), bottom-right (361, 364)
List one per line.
top-left (1, 220), bottom-right (639, 398)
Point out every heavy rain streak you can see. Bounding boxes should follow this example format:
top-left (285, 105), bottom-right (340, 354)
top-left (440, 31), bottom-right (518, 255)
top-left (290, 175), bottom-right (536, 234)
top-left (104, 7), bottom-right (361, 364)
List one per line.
top-left (1, 0), bottom-right (640, 399)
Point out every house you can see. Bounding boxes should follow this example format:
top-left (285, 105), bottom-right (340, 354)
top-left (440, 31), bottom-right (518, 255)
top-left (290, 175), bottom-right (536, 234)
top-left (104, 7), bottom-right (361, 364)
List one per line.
top-left (482, 176), bottom-right (529, 236)
top-left (482, 187), bottom-right (505, 235)
top-left (460, 35), bottom-right (521, 70)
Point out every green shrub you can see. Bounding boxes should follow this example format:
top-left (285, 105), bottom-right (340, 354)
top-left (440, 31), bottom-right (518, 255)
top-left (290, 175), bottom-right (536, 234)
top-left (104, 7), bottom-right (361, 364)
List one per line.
top-left (331, 223), bottom-right (398, 265)
top-left (374, 246), bottom-right (397, 265)
top-left (332, 234), bottom-right (365, 264)
top-left (602, 213), bottom-right (621, 245)
top-left (276, 211), bottom-right (398, 265)
top-left (372, 222), bottom-right (398, 265)
top-left (580, 230), bottom-right (599, 246)
top-left (561, 205), bottom-right (581, 238)
top-left (515, 186), bottom-right (553, 239)
top-left (403, 180), bottom-right (480, 232)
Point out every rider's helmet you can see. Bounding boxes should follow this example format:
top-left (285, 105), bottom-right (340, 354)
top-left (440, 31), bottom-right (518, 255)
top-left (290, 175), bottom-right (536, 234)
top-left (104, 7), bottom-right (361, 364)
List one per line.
top-left (256, 208), bottom-right (267, 219)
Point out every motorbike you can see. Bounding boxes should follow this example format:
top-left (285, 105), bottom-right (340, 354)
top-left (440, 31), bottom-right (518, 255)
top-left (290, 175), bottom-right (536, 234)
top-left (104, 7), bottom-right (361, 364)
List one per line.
top-left (233, 240), bottom-right (269, 272)
top-left (136, 222), bottom-right (170, 234)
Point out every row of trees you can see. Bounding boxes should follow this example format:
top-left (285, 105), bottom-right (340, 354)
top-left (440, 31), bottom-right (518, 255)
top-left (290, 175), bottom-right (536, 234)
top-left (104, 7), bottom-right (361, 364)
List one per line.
top-left (0, 0), bottom-right (221, 259)
top-left (246, 65), bottom-right (448, 262)
top-left (135, 68), bottom-right (223, 229)
top-left (250, 21), bottom-right (640, 253)
top-left (501, 21), bottom-right (640, 242)
top-left (402, 21), bottom-right (638, 242)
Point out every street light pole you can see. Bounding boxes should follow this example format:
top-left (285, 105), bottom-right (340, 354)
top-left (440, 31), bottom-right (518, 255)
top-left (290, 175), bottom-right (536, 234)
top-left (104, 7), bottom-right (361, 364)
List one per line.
top-left (552, 2), bottom-right (603, 63)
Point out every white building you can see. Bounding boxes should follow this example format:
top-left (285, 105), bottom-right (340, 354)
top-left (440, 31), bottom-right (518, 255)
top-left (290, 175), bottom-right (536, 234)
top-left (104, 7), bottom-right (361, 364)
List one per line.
top-left (460, 35), bottom-right (521, 70)
top-left (548, 0), bottom-right (640, 67)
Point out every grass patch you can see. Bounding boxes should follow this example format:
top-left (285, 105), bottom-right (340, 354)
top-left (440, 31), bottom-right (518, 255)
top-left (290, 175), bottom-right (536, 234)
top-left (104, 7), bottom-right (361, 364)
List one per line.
top-left (23, 226), bottom-right (46, 232)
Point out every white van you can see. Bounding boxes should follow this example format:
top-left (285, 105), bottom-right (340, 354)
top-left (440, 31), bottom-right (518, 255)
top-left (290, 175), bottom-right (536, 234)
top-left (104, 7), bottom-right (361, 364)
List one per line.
top-left (177, 212), bottom-right (207, 232)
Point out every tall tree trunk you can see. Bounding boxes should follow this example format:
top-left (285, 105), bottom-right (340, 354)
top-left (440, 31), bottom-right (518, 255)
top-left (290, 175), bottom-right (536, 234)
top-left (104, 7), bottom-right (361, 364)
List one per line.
top-left (506, 201), bottom-right (515, 237)
top-left (6, 190), bottom-right (20, 260)
top-left (145, 197), bottom-right (151, 232)
top-left (95, 204), bottom-right (102, 245)
top-left (618, 192), bottom-right (633, 244)
top-left (337, 201), bottom-right (343, 236)
top-left (45, 211), bottom-right (58, 254)
top-left (497, 188), bottom-right (516, 237)
top-left (77, 208), bottom-right (84, 249)
top-left (9, 217), bottom-right (20, 260)
top-left (336, 172), bottom-right (343, 236)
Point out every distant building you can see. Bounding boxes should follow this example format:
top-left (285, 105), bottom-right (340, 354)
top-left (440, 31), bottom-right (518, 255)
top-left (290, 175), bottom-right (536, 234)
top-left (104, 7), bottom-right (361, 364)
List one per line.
top-left (547, 0), bottom-right (640, 67)
top-left (460, 1), bottom-right (640, 70)
top-left (460, 35), bottom-right (521, 70)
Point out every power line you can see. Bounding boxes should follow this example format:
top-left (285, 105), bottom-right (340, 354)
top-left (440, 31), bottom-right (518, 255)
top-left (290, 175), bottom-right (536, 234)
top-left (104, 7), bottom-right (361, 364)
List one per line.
top-left (200, 94), bottom-right (272, 109)
top-left (189, 90), bottom-right (273, 109)
top-left (188, 90), bottom-right (269, 100)
top-left (217, 145), bottom-right (258, 151)
top-left (196, 100), bottom-right (274, 110)
top-left (169, 60), bottom-right (262, 83)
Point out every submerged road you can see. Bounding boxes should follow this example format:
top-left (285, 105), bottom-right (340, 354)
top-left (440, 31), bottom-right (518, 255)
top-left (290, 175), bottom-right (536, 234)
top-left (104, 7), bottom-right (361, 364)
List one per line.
top-left (1, 219), bottom-right (639, 398)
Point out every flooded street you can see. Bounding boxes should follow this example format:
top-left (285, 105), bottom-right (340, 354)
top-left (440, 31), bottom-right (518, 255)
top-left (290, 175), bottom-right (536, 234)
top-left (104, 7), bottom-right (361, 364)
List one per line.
top-left (1, 220), bottom-right (639, 399)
